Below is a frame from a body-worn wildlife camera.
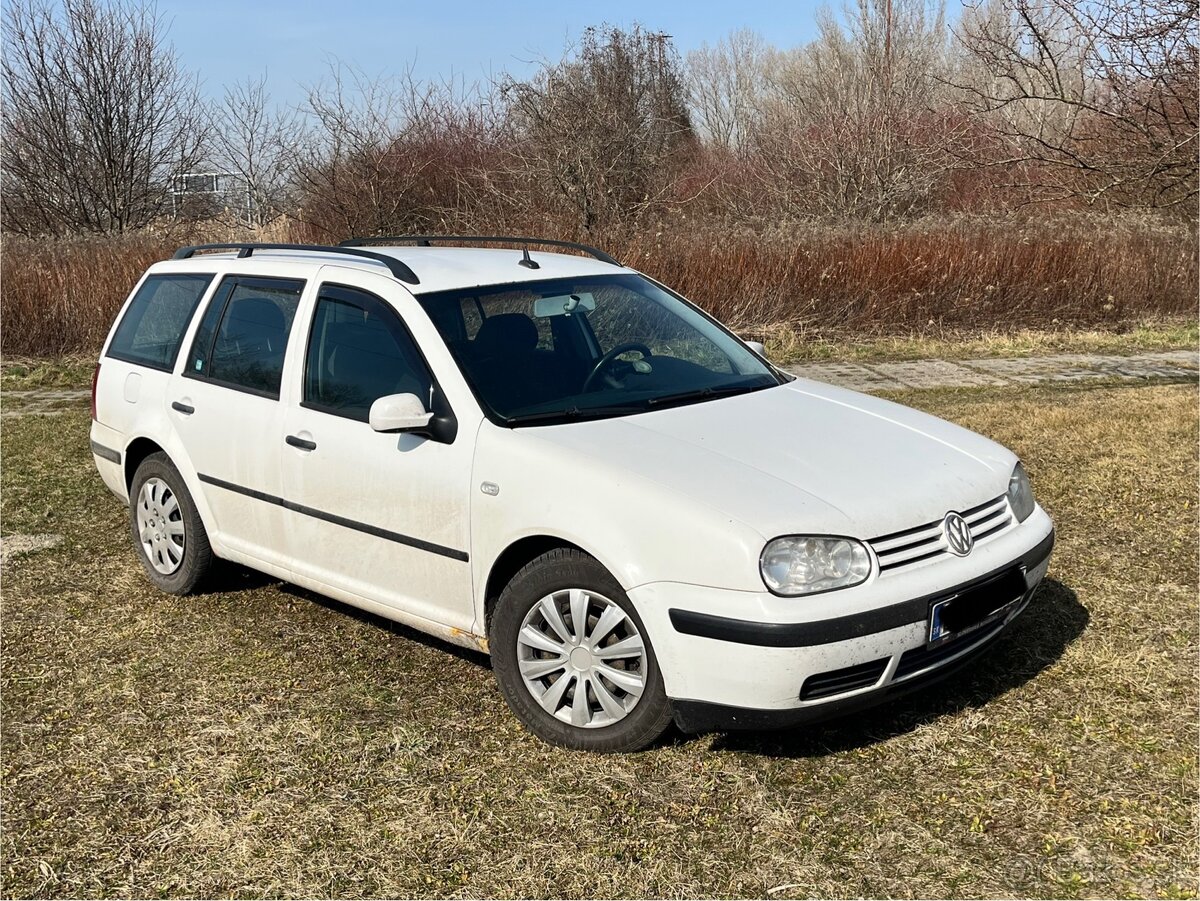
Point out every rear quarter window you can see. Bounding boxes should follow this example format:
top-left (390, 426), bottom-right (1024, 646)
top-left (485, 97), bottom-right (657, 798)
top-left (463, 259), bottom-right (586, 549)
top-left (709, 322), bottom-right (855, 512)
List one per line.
top-left (106, 274), bottom-right (214, 371)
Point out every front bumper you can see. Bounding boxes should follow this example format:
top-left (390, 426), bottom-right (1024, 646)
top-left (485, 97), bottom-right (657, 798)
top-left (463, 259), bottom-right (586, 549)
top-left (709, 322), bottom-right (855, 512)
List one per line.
top-left (628, 510), bottom-right (1054, 733)
top-left (670, 583), bottom-right (1038, 732)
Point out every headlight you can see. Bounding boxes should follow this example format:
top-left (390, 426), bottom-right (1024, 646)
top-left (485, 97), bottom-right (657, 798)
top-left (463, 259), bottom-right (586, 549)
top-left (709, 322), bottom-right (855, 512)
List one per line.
top-left (760, 536), bottom-right (872, 596)
top-left (1007, 462), bottom-right (1036, 522)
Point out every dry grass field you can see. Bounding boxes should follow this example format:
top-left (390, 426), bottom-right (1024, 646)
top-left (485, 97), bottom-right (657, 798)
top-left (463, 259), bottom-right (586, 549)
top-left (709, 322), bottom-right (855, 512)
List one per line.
top-left (1, 381), bottom-right (1197, 898)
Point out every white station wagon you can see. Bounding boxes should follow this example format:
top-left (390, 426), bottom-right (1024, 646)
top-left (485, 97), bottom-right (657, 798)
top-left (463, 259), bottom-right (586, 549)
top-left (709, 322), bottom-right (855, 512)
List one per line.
top-left (90, 237), bottom-right (1054, 751)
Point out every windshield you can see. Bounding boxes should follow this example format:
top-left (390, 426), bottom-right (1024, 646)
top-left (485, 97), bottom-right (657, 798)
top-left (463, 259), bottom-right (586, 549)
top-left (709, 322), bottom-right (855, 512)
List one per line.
top-left (416, 273), bottom-right (782, 425)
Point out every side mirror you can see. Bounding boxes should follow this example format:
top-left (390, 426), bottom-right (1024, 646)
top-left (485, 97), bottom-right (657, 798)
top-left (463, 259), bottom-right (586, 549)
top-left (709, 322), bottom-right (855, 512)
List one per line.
top-left (744, 340), bottom-right (767, 358)
top-left (369, 393), bottom-right (434, 433)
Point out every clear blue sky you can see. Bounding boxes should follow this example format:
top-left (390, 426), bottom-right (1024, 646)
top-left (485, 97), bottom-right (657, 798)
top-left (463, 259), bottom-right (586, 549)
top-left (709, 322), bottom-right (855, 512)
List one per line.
top-left (156, 0), bottom-right (827, 106)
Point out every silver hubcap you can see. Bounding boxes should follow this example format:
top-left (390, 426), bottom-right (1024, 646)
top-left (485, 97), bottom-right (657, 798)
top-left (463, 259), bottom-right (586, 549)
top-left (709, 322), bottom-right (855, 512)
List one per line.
top-left (516, 588), bottom-right (647, 729)
top-left (136, 477), bottom-right (185, 576)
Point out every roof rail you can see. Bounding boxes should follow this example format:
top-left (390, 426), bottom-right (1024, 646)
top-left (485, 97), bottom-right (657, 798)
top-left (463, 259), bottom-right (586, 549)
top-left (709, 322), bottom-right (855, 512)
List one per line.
top-left (171, 243), bottom-right (420, 285)
top-left (339, 235), bottom-right (621, 267)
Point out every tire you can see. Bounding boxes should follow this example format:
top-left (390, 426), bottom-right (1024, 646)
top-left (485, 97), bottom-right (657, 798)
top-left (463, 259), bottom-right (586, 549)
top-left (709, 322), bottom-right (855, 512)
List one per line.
top-left (128, 452), bottom-right (213, 595)
top-left (490, 548), bottom-right (673, 752)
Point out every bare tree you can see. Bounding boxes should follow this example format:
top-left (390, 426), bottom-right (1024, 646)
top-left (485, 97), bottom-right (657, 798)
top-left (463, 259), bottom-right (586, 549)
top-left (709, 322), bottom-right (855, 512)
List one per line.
top-left (1, 0), bottom-right (207, 235)
top-left (686, 29), bottom-right (768, 152)
top-left (955, 0), bottom-right (1198, 210)
top-left (210, 74), bottom-right (298, 228)
top-left (501, 24), bottom-right (696, 234)
top-left (751, 0), bottom-right (962, 221)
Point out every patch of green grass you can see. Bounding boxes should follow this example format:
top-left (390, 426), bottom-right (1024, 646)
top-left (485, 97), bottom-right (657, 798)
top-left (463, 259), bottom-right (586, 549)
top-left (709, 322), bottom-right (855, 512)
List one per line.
top-left (1, 384), bottom-right (1197, 897)
top-left (762, 319), bottom-right (1199, 364)
top-left (1, 355), bottom-right (95, 392)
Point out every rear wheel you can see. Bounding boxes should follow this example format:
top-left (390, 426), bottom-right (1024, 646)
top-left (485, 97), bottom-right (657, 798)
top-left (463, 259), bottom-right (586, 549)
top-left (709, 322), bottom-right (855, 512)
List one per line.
top-left (490, 548), bottom-right (673, 752)
top-left (129, 453), bottom-right (213, 595)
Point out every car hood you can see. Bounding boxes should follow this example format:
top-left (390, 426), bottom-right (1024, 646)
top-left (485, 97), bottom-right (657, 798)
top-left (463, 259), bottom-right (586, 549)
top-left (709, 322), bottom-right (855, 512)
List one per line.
top-left (524, 379), bottom-right (1017, 540)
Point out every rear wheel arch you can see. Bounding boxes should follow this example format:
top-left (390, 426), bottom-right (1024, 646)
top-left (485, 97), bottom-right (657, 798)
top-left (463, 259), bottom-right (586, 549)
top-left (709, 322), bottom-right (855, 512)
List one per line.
top-left (127, 450), bottom-right (214, 594)
top-left (123, 437), bottom-right (167, 492)
top-left (123, 439), bottom-right (214, 539)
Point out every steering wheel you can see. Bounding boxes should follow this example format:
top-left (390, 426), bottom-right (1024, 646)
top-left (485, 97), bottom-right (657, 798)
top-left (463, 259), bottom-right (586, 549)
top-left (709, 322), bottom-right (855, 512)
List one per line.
top-left (581, 342), bottom-right (654, 393)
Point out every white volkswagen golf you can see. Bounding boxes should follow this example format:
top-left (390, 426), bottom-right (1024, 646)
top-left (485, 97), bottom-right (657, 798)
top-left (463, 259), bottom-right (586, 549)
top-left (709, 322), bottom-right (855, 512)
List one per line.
top-left (90, 237), bottom-right (1054, 751)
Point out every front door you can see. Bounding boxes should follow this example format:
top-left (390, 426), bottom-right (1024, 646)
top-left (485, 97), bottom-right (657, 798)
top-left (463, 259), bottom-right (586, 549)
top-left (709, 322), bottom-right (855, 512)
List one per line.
top-left (279, 273), bottom-right (476, 634)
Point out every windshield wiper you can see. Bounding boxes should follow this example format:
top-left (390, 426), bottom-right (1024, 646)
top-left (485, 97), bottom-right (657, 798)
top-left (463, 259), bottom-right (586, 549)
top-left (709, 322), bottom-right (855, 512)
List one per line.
top-left (504, 404), bottom-right (646, 426)
top-left (645, 382), bottom-right (767, 408)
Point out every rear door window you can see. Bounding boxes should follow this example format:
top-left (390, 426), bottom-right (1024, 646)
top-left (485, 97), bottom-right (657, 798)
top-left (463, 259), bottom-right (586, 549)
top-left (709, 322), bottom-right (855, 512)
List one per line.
top-left (185, 275), bottom-right (304, 399)
top-left (106, 274), bottom-right (214, 371)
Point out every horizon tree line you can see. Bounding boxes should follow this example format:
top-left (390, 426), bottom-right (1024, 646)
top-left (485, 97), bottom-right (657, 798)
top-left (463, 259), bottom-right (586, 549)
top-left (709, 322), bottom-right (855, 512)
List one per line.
top-left (2, 0), bottom-right (1196, 240)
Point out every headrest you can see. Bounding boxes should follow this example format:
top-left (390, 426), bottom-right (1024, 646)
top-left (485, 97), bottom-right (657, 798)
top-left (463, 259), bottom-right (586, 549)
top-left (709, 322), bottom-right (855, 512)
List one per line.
top-left (475, 312), bottom-right (538, 354)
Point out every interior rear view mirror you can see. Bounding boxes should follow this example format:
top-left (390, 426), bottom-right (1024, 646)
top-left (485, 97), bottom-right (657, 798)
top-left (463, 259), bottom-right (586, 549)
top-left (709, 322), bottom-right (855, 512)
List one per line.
top-left (533, 293), bottom-right (596, 318)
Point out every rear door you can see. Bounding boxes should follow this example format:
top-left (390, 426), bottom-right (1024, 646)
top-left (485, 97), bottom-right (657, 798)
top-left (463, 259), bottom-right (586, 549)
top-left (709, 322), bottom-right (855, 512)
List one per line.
top-left (278, 270), bottom-right (476, 634)
top-left (167, 273), bottom-right (305, 569)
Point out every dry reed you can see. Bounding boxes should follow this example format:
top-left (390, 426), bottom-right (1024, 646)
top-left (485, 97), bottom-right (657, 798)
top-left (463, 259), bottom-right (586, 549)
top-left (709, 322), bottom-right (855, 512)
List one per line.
top-left (2, 217), bottom-right (1195, 356)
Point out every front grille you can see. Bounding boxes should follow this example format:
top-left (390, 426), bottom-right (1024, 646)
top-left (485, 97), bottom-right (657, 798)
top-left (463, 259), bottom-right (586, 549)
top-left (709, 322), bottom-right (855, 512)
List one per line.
top-left (869, 495), bottom-right (1011, 573)
top-left (800, 657), bottom-right (889, 700)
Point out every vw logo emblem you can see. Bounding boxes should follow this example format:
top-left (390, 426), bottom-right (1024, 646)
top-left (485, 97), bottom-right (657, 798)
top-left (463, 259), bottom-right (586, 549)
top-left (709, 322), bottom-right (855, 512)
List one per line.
top-left (943, 511), bottom-right (974, 556)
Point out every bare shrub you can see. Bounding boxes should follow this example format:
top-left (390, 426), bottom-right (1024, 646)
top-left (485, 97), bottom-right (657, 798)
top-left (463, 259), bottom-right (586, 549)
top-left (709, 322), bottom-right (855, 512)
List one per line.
top-left (686, 30), bottom-right (768, 152)
top-left (291, 64), bottom-right (505, 240)
top-left (751, 0), bottom-right (966, 222)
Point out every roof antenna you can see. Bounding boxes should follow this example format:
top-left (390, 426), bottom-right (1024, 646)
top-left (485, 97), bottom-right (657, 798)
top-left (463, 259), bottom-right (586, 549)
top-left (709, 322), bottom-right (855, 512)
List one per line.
top-left (518, 247), bottom-right (540, 270)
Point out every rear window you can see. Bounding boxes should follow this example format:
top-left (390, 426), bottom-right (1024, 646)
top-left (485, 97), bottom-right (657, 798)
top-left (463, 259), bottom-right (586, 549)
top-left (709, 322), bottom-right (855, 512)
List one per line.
top-left (107, 274), bottom-right (213, 371)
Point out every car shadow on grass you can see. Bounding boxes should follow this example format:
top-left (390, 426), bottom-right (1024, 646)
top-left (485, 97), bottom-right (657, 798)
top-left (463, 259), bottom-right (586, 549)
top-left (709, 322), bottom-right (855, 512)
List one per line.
top-left (692, 578), bottom-right (1088, 758)
top-left (275, 581), bottom-right (494, 670)
top-left (205, 565), bottom-right (1085, 757)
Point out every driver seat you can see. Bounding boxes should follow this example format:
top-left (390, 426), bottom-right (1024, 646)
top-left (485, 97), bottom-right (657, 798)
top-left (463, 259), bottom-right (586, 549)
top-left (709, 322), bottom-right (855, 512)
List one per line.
top-left (466, 313), bottom-right (564, 411)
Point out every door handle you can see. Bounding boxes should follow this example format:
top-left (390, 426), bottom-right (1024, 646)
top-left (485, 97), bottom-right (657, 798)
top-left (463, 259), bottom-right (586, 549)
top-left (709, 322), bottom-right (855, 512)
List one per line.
top-left (286, 435), bottom-right (317, 451)
top-left (171, 401), bottom-right (194, 415)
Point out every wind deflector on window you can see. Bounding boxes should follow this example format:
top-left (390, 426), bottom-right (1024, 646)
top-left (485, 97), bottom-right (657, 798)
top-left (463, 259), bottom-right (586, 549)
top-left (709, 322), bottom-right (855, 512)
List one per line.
top-left (172, 243), bottom-right (420, 285)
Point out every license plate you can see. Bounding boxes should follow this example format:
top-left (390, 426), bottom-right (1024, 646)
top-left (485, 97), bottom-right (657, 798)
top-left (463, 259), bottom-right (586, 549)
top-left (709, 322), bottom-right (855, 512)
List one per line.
top-left (928, 568), bottom-right (1027, 647)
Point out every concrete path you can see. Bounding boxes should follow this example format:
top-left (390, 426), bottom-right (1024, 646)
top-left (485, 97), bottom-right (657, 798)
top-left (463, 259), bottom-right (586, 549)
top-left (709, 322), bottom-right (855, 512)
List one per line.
top-left (2, 388), bottom-right (91, 418)
top-left (0, 350), bottom-right (1196, 419)
top-left (785, 349), bottom-right (1199, 392)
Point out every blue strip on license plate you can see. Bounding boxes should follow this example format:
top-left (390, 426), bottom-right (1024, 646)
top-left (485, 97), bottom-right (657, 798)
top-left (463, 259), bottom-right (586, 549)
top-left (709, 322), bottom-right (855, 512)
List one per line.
top-left (928, 594), bottom-right (1020, 646)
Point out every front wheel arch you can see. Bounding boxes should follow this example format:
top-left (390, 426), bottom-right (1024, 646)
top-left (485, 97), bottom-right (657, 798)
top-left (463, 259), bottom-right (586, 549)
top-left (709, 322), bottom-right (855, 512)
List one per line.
top-left (484, 536), bottom-right (585, 636)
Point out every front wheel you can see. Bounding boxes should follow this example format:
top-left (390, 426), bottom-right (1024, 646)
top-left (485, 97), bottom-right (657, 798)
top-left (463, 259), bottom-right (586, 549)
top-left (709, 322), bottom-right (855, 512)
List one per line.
top-left (490, 548), bottom-right (673, 752)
